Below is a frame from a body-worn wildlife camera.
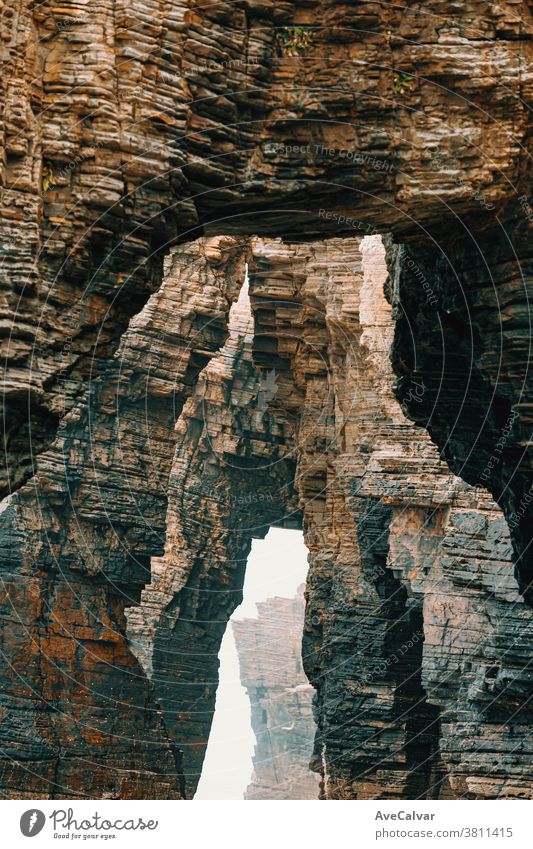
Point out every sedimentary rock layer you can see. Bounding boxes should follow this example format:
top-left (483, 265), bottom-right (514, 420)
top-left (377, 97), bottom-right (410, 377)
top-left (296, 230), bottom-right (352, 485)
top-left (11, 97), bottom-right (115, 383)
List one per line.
top-left (248, 235), bottom-right (533, 799)
top-left (1, 0), bottom-right (533, 800)
top-left (127, 260), bottom-right (301, 797)
top-left (3, 0), bottom-right (532, 503)
top-left (0, 236), bottom-right (245, 798)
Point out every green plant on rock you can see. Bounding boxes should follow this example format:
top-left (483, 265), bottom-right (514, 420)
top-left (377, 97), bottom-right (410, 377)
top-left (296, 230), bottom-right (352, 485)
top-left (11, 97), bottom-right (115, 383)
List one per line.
top-left (393, 71), bottom-right (415, 94)
top-left (277, 26), bottom-right (314, 56)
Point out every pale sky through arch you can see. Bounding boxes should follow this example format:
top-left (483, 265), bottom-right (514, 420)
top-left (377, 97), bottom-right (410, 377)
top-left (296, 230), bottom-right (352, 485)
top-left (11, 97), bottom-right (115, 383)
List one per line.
top-left (194, 527), bottom-right (309, 800)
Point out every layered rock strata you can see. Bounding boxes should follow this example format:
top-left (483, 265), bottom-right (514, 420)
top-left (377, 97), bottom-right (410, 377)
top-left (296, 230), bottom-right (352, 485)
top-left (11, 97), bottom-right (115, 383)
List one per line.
top-left (128, 263), bottom-right (301, 797)
top-left (248, 235), bottom-right (533, 799)
top-left (128, 234), bottom-right (533, 800)
top-left (0, 236), bottom-right (245, 798)
top-left (3, 0), bottom-right (532, 510)
top-left (232, 586), bottom-right (320, 800)
top-left (1, 0), bottom-right (533, 801)
top-left (2, 220), bottom-right (533, 798)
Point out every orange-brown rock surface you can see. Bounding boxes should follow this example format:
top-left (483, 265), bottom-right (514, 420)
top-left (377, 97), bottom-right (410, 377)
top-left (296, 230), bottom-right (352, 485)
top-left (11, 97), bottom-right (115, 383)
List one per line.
top-left (1, 0), bottom-right (533, 799)
top-left (0, 237), bottom-right (245, 798)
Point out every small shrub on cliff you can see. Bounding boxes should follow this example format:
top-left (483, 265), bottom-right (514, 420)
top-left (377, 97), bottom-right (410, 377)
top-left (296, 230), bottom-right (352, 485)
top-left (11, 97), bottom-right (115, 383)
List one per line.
top-left (393, 71), bottom-right (415, 94)
top-left (277, 27), bottom-right (314, 56)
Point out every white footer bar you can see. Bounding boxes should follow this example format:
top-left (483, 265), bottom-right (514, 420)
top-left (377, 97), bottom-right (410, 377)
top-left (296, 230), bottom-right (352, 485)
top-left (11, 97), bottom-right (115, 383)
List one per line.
top-left (3, 799), bottom-right (532, 849)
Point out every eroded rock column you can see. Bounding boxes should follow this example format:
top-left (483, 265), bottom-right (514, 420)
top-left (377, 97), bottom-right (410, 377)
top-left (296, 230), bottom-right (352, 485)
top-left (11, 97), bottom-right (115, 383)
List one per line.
top-left (129, 258), bottom-right (301, 797)
top-left (232, 585), bottom-right (320, 800)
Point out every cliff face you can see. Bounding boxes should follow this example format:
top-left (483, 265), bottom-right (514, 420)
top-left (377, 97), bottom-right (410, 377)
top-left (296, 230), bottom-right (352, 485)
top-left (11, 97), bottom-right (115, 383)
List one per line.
top-left (0, 237), bottom-right (244, 798)
top-left (248, 235), bottom-right (533, 799)
top-left (1, 0), bottom-right (533, 800)
top-left (126, 250), bottom-right (302, 797)
top-left (232, 586), bottom-right (320, 800)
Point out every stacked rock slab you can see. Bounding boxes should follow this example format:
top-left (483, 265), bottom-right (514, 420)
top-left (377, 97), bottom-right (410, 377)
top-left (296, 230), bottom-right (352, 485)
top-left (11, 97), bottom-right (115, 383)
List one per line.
top-left (128, 261), bottom-right (302, 797)
top-left (232, 586), bottom-right (320, 800)
top-left (2, 0), bottom-right (533, 800)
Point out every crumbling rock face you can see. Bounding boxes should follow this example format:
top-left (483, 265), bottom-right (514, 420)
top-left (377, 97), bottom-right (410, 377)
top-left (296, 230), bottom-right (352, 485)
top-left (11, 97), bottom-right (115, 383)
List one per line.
top-left (232, 586), bottom-right (320, 800)
top-left (2, 0), bottom-right (533, 800)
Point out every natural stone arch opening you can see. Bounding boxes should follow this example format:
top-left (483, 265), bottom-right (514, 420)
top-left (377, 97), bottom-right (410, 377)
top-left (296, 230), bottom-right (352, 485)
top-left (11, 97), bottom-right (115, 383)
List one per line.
top-left (127, 267), bottom-right (303, 798)
top-left (124, 231), bottom-right (533, 801)
top-left (2, 1), bottom-right (533, 803)
top-left (196, 527), bottom-right (319, 800)
top-left (3, 215), bottom-right (531, 800)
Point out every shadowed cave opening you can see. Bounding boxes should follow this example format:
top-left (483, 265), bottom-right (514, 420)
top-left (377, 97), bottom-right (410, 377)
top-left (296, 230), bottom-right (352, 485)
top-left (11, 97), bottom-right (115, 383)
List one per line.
top-left (195, 528), bottom-right (319, 800)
